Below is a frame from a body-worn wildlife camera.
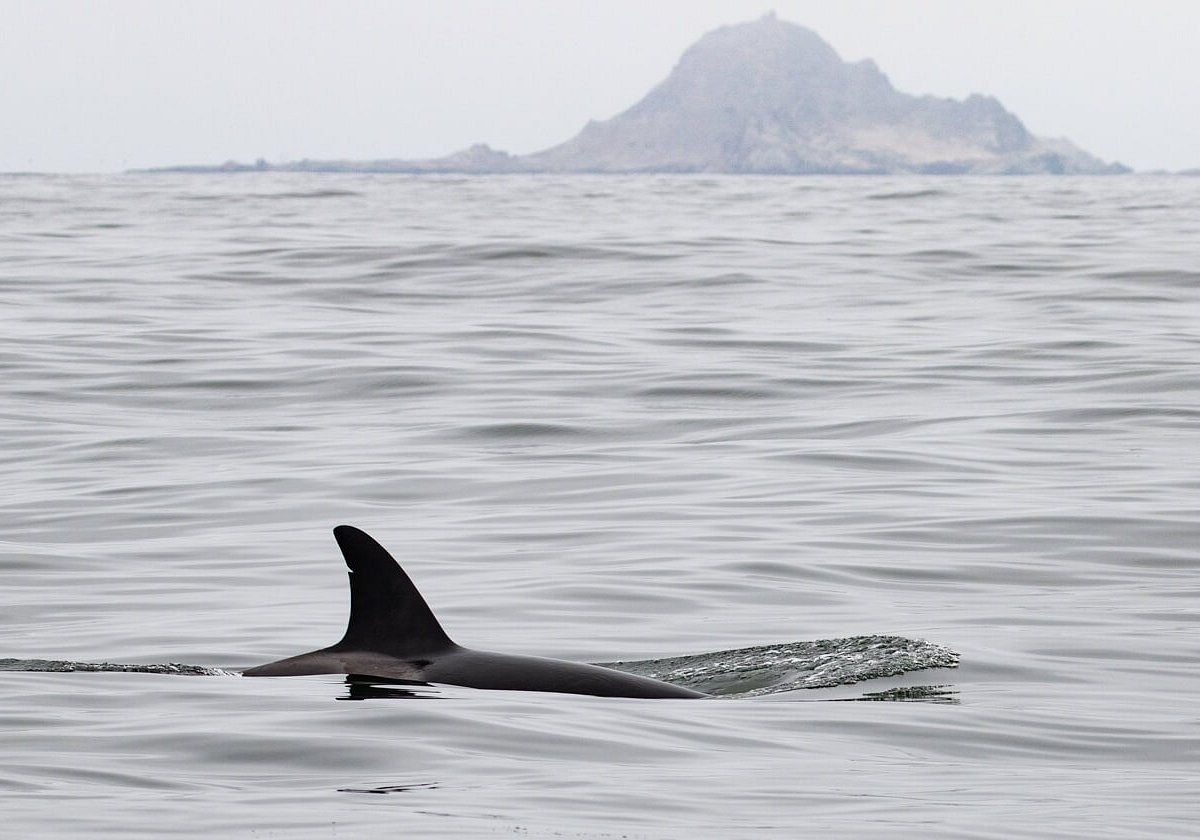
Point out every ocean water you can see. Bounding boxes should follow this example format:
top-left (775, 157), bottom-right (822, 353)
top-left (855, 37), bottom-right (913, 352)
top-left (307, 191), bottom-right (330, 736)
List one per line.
top-left (2, 173), bottom-right (1198, 837)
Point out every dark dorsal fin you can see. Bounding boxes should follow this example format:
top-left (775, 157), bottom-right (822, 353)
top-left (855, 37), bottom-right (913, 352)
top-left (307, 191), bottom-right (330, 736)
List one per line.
top-left (330, 525), bottom-right (455, 656)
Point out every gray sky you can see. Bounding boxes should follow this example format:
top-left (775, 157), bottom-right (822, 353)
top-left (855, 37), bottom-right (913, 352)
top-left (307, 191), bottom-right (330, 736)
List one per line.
top-left (4, 0), bottom-right (1197, 173)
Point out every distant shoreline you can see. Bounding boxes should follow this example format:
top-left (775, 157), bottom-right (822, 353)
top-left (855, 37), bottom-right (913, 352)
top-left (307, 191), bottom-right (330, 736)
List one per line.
top-left (124, 15), bottom-right (1137, 178)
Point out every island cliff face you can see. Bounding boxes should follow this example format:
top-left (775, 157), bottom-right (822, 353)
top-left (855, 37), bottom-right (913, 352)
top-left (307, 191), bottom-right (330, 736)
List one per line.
top-left (153, 14), bottom-right (1126, 175)
top-left (524, 15), bottom-right (1120, 175)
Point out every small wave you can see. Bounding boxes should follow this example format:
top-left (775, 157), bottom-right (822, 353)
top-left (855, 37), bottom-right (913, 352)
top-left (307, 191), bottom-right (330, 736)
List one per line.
top-left (460, 243), bottom-right (662, 263)
top-left (261, 189), bottom-right (362, 200)
top-left (837, 685), bottom-right (958, 703)
top-left (867, 189), bottom-right (946, 201)
top-left (650, 336), bottom-right (841, 354)
top-left (636, 385), bottom-right (783, 400)
top-left (338, 782), bottom-right (440, 795)
top-left (601, 635), bottom-right (959, 697)
top-left (904, 248), bottom-right (974, 261)
top-left (1096, 269), bottom-right (1200, 288)
top-left (459, 422), bottom-right (592, 440)
top-left (0, 658), bottom-right (237, 676)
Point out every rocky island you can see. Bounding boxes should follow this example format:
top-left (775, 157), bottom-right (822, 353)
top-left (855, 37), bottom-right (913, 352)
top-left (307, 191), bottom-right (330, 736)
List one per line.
top-left (151, 14), bottom-right (1127, 176)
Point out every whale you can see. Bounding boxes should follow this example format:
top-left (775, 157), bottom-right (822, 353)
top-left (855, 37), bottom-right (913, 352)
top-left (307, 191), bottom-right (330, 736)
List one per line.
top-left (243, 525), bottom-right (706, 698)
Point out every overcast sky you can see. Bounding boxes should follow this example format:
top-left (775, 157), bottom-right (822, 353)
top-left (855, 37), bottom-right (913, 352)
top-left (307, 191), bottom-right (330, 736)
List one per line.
top-left (4, 0), bottom-right (1198, 173)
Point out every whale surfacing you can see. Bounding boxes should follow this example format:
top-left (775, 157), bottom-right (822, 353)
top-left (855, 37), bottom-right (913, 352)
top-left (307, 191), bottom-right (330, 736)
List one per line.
top-left (243, 525), bottom-right (706, 699)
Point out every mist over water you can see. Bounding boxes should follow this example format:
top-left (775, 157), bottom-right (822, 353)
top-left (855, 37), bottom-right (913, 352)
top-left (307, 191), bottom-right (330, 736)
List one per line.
top-left (2, 173), bottom-right (1198, 836)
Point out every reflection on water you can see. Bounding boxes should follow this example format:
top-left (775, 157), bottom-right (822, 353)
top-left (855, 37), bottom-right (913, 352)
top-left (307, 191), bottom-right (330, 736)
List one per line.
top-left (840, 685), bottom-right (959, 703)
top-left (338, 782), bottom-right (441, 795)
top-left (339, 676), bottom-right (436, 701)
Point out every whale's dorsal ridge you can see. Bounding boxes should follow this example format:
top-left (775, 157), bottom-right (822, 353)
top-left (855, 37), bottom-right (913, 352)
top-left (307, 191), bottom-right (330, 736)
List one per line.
top-left (332, 524), bottom-right (454, 657)
top-left (246, 525), bottom-right (707, 697)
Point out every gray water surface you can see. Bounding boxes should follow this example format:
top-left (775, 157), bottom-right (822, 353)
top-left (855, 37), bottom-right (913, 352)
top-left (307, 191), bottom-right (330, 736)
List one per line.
top-left (2, 173), bottom-right (1198, 837)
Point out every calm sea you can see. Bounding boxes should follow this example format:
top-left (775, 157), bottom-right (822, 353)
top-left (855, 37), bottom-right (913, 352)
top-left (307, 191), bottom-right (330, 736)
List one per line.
top-left (2, 173), bottom-right (1198, 837)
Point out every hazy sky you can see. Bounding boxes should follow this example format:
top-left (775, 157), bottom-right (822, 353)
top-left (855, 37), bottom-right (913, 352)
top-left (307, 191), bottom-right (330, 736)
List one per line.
top-left (4, 0), bottom-right (1198, 173)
